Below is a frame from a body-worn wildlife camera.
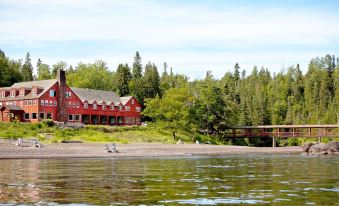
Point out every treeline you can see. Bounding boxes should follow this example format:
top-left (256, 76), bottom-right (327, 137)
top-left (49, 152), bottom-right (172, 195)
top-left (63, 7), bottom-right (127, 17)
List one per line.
top-left (1, 49), bottom-right (339, 143)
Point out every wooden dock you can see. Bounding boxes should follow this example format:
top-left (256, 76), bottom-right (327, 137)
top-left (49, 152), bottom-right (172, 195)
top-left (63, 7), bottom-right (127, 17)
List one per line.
top-left (223, 125), bottom-right (339, 147)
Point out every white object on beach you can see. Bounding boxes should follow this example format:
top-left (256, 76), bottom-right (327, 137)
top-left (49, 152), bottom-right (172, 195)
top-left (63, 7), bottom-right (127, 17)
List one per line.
top-left (177, 139), bottom-right (183, 144)
top-left (196, 140), bottom-right (199, 144)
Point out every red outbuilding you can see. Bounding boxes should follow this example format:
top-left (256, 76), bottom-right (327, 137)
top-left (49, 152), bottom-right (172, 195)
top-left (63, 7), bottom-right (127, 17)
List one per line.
top-left (0, 70), bottom-right (142, 125)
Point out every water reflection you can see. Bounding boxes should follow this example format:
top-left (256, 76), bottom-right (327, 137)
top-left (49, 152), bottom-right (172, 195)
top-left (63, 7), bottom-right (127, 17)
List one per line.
top-left (0, 155), bottom-right (338, 205)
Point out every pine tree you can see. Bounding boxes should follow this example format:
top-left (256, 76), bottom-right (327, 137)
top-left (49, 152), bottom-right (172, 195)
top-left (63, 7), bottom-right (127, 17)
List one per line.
top-left (132, 51), bottom-right (142, 79)
top-left (143, 62), bottom-right (161, 98)
top-left (116, 63), bottom-right (132, 96)
top-left (21, 52), bottom-right (33, 82)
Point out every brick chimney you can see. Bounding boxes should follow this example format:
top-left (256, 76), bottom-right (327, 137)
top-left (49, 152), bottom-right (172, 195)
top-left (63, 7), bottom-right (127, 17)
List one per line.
top-left (57, 69), bottom-right (68, 122)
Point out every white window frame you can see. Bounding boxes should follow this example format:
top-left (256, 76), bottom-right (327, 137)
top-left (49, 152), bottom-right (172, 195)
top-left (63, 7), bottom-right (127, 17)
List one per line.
top-left (131, 99), bottom-right (135, 104)
top-left (136, 107), bottom-right (141, 112)
top-left (84, 103), bottom-right (88, 109)
top-left (54, 101), bottom-right (57, 106)
top-left (45, 100), bottom-right (48, 106)
top-left (33, 100), bottom-right (36, 106)
top-left (32, 89), bottom-right (37, 96)
top-left (10, 91), bottom-right (15, 97)
top-left (20, 90), bottom-right (25, 96)
top-left (49, 100), bottom-right (53, 106)
top-left (41, 100), bottom-right (44, 106)
top-left (110, 105), bottom-right (114, 110)
top-left (102, 105), bottom-right (106, 110)
top-left (93, 103), bottom-right (97, 110)
top-left (0, 92), bottom-right (5, 98)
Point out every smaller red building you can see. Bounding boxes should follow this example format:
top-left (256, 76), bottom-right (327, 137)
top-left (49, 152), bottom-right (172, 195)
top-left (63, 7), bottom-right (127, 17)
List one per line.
top-left (0, 70), bottom-right (142, 125)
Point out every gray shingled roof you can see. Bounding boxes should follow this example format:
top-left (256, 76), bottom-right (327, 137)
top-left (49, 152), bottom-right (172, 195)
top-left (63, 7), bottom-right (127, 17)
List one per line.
top-left (120, 96), bottom-right (132, 105)
top-left (0, 79), bottom-right (57, 101)
top-left (1, 105), bottom-right (24, 111)
top-left (70, 87), bottom-right (123, 105)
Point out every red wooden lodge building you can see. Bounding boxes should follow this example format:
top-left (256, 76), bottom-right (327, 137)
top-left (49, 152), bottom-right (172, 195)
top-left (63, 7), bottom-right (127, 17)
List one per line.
top-left (0, 70), bottom-right (142, 125)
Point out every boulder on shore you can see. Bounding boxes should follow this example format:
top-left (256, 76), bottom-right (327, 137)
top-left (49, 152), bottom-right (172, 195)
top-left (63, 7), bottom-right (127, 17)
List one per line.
top-left (301, 141), bottom-right (339, 155)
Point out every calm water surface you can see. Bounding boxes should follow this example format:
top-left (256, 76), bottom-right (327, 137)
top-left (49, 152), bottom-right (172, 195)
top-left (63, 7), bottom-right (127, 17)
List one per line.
top-left (0, 155), bottom-right (338, 205)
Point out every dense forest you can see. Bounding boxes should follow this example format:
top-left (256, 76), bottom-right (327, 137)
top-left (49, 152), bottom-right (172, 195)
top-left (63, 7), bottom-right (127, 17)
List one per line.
top-left (1, 49), bottom-right (339, 142)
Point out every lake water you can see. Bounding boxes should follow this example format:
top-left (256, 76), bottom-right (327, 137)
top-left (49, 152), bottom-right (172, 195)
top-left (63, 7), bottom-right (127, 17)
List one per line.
top-left (0, 155), bottom-right (338, 205)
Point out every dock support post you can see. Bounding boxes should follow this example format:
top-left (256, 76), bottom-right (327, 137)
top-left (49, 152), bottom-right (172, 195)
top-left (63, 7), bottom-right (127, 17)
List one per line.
top-left (272, 136), bottom-right (276, 147)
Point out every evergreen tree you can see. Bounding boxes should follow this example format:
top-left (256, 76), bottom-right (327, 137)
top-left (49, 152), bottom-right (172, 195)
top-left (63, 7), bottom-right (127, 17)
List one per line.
top-left (21, 52), bottom-right (33, 81)
top-left (143, 62), bottom-right (161, 98)
top-left (132, 51), bottom-right (142, 79)
top-left (116, 63), bottom-right (132, 96)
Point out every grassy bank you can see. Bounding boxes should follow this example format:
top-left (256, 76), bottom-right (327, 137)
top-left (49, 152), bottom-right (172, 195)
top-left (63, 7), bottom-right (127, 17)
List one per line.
top-left (0, 122), bottom-right (338, 145)
top-left (0, 122), bottom-right (197, 144)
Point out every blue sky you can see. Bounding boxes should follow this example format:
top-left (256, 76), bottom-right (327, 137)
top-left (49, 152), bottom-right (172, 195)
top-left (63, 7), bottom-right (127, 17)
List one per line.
top-left (1, 0), bottom-right (339, 79)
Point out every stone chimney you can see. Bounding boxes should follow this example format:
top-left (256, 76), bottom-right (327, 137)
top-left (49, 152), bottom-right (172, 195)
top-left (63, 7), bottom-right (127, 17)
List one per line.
top-left (57, 69), bottom-right (68, 122)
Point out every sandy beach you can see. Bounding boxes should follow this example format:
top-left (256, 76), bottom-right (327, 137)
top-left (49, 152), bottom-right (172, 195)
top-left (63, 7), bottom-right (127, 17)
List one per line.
top-left (0, 143), bottom-right (302, 159)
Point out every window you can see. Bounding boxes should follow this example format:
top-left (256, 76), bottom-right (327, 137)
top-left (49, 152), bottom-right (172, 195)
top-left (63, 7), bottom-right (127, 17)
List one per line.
top-left (110, 106), bottom-right (114, 110)
top-left (76, 102), bottom-right (80, 108)
top-left (54, 101), bottom-right (57, 106)
top-left (47, 113), bottom-right (52, 119)
top-left (50, 100), bottom-right (53, 106)
top-left (20, 90), bottom-right (25, 96)
top-left (32, 89), bottom-right (37, 95)
top-left (75, 115), bottom-right (80, 121)
top-left (32, 113), bottom-right (37, 119)
top-left (68, 102), bottom-right (72, 107)
top-left (45, 100), bottom-right (48, 106)
top-left (49, 90), bottom-right (55, 97)
top-left (33, 100), bottom-right (36, 106)
top-left (131, 99), bottom-right (135, 104)
top-left (119, 105), bottom-right (123, 111)
top-left (1, 92), bottom-right (5, 98)
top-left (72, 102), bottom-right (76, 108)
top-left (41, 100), bottom-right (44, 106)
top-left (125, 106), bottom-right (130, 111)
top-left (102, 105), bottom-right (106, 110)
top-left (10, 91), bottom-right (15, 97)
top-left (93, 104), bottom-right (97, 109)
top-left (24, 101), bottom-right (28, 106)
top-left (28, 100), bottom-right (32, 106)
top-left (24, 113), bottom-right (30, 120)
top-left (68, 114), bottom-right (74, 121)
top-left (136, 118), bottom-right (141, 125)
top-left (136, 107), bottom-right (141, 112)
top-left (84, 103), bottom-right (88, 108)
top-left (65, 91), bottom-right (72, 98)
top-left (39, 113), bottom-right (45, 119)
top-left (125, 117), bottom-right (130, 124)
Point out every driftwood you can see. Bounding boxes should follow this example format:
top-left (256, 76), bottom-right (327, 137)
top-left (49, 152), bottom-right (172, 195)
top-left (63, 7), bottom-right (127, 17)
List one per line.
top-left (301, 141), bottom-right (339, 155)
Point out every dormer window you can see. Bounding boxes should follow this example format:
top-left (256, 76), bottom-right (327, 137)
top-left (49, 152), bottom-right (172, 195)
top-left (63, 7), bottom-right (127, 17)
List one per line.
top-left (93, 103), bottom-right (97, 110)
top-left (20, 90), bottom-right (25, 96)
top-left (50, 90), bottom-right (56, 97)
top-left (84, 102), bottom-right (88, 108)
top-left (32, 89), bottom-right (37, 96)
top-left (119, 105), bottom-right (123, 111)
top-left (10, 90), bottom-right (16, 97)
top-left (131, 99), bottom-right (135, 104)
top-left (102, 104), bottom-right (106, 110)
top-left (0, 91), bottom-right (5, 98)
top-left (110, 105), bottom-right (114, 110)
